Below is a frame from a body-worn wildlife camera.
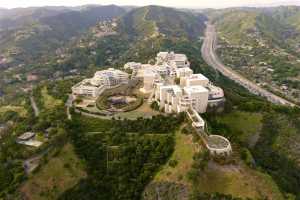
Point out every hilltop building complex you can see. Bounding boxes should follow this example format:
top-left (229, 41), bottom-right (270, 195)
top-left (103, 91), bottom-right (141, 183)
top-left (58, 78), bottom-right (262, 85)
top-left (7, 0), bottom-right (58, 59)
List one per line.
top-left (71, 51), bottom-right (231, 156)
top-left (124, 51), bottom-right (225, 115)
top-left (124, 51), bottom-right (231, 156)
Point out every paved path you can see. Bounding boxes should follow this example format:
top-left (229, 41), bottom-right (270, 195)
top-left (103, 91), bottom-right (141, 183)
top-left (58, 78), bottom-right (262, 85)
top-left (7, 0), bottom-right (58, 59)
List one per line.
top-left (201, 23), bottom-right (296, 107)
top-left (65, 94), bottom-right (73, 120)
top-left (30, 96), bottom-right (40, 117)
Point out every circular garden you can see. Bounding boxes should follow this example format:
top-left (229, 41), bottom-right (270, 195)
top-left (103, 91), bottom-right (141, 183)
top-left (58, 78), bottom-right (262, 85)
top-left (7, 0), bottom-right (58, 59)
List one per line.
top-left (96, 81), bottom-right (143, 113)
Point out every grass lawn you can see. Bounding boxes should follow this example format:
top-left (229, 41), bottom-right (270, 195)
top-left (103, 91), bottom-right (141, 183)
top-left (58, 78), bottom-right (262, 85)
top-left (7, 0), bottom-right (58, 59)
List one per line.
top-left (20, 143), bottom-right (86, 200)
top-left (41, 87), bottom-right (63, 110)
top-left (216, 111), bottom-right (263, 144)
top-left (196, 161), bottom-right (284, 200)
top-left (0, 105), bottom-right (28, 118)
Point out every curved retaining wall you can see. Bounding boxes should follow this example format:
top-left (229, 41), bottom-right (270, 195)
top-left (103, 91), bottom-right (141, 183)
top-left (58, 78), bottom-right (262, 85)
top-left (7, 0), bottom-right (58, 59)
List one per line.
top-left (205, 135), bottom-right (232, 156)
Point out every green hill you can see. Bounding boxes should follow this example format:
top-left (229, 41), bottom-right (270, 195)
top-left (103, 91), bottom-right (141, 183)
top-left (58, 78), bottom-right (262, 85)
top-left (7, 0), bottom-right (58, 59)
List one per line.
top-left (213, 10), bottom-right (259, 44)
top-left (0, 5), bottom-right (126, 66)
top-left (212, 7), bottom-right (300, 49)
top-left (119, 6), bottom-right (207, 40)
top-left (263, 6), bottom-right (300, 31)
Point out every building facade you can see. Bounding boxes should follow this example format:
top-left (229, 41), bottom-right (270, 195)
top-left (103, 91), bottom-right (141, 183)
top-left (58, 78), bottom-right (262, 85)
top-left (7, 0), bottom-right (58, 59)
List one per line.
top-left (72, 68), bottom-right (129, 98)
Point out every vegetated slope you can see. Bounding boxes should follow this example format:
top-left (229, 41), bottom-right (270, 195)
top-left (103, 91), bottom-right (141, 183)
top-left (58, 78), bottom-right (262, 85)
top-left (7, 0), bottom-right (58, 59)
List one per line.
top-left (40, 5), bottom-right (126, 40)
top-left (210, 8), bottom-right (300, 104)
top-left (20, 143), bottom-right (86, 200)
top-left (42, 5), bottom-right (208, 78)
top-left (212, 10), bottom-right (258, 44)
top-left (212, 9), bottom-right (293, 47)
top-left (211, 6), bottom-right (300, 51)
top-left (119, 5), bottom-right (207, 40)
top-left (263, 6), bottom-right (300, 31)
top-left (0, 5), bottom-right (126, 65)
top-left (0, 7), bottom-right (69, 30)
top-left (259, 6), bottom-right (300, 50)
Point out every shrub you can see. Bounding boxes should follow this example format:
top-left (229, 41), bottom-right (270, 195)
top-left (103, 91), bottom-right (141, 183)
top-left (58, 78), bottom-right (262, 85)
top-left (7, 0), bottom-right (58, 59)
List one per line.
top-left (168, 159), bottom-right (178, 168)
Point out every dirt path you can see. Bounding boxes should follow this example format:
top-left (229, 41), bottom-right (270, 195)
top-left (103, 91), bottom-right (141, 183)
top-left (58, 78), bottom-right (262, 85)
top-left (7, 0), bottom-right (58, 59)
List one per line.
top-left (30, 96), bottom-right (39, 117)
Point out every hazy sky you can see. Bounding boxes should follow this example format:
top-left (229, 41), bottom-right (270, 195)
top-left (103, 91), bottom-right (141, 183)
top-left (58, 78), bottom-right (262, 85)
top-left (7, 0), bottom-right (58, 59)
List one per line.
top-left (0, 0), bottom-right (299, 9)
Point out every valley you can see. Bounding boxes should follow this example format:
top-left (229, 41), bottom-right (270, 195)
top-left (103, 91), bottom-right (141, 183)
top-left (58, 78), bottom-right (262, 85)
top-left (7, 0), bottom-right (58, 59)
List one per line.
top-left (202, 23), bottom-right (296, 106)
top-left (209, 8), bottom-right (300, 105)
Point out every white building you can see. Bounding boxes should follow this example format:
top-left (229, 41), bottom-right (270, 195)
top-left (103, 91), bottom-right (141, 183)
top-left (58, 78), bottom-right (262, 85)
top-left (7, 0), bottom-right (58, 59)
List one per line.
top-left (154, 83), bottom-right (209, 114)
top-left (155, 84), bottom-right (182, 113)
top-left (148, 52), bottom-right (222, 114)
top-left (17, 132), bottom-right (43, 147)
top-left (156, 52), bottom-right (169, 64)
top-left (91, 68), bottom-right (129, 87)
top-left (72, 79), bottom-right (106, 98)
top-left (124, 62), bottom-right (142, 72)
top-left (183, 86), bottom-right (209, 113)
top-left (206, 84), bottom-right (224, 102)
top-left (175, 67), bottom-right (193, 78)
top-left (180, 74), bottom-right (209, 87)
top-left (156, 51), bottom-right (190, 68)
top-left (72, 68), bottom-right (129, 98)
top-left (139, 69), bottom-right (161, 93)
top-left (123, 51), bottom-right (224, 113)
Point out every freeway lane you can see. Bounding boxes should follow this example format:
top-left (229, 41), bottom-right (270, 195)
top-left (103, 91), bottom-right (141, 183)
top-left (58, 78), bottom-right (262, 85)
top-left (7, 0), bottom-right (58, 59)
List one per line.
top-left (201, 24), bottom-right (296, 107)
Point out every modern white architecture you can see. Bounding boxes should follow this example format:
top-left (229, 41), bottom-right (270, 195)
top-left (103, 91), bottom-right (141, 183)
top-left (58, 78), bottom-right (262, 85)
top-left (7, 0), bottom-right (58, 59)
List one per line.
top-left (72, 79), bottom-right (106, 98)
top-left (180, 73), bottom-right (209, 87)
top-left (126, 51), bottom-right (224, 113)
top-left (154, 83), bottom-right (209, 114)
top-left (124, 62), bottom-right (142, 72)
top-left (91, 68), bottom-right (129, 87)
top-left (175, 67), bottom-right (193, 78)
top-left (72, 68), bottom-right (129, 98)
top-left (183, 86), bottom-right (209, 113)
top-left (156, 51), bottom-right (190, 68)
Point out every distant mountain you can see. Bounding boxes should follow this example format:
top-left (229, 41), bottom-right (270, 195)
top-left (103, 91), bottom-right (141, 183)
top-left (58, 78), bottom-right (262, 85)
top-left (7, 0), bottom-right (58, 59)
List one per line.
top-left (0, 7), bottom-right (70, 28)
top-left (211, 7), bottom-right (300, 49)
top-left (0, 5), bottom-right (126, 66)
top-left (262, 6), bottom-right (300, 32)
top-left (39, 5), bottom-right (126, 40)
top-left (119, 5), bottom-right (207, 40)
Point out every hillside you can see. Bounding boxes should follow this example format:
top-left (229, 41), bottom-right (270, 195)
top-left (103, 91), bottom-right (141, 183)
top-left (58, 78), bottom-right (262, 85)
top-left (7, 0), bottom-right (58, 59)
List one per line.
top-left (263, 6), bottom-right (300, 31)
top-left (210, 8), bottom-right (300, 104)
top-left (0, 5), bottom-right (126, 66)
top-left (119, 6), bottom-right (207, 40)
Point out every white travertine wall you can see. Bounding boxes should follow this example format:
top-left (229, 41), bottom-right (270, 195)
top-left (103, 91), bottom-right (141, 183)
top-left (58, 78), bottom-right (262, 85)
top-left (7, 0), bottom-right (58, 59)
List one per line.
top-left (183, 86), bottom-right (209, 113)
top-left (180, 74), bottom-right (209, 87)
top-left (206, 135), bottom-right (232, 156)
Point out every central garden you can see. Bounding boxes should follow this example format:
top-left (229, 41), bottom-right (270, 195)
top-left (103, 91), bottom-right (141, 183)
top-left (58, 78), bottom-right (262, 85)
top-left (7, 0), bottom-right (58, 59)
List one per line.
top-left (96, 80), bottom-right (144, 113)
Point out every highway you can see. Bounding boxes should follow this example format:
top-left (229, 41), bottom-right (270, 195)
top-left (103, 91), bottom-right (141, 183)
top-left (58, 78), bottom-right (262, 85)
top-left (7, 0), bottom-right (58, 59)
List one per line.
top-left (201, 24), bottom-right (296, 107)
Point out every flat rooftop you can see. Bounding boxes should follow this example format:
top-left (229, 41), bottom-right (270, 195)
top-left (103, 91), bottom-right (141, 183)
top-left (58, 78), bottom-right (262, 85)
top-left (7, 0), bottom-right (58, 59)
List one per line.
top-left (188, 74), bottom-right (209, 81)
top-left (184, 85), bottom-right (208, 94)
top-left (18, 132), bottom-right (35, 140)
top-left (160, 85), bottom-right (181, 92)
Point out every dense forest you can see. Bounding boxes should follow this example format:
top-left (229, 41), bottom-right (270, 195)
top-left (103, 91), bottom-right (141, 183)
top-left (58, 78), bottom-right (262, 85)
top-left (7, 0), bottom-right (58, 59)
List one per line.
top-left (58, 114), bottom-right (184, 200)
